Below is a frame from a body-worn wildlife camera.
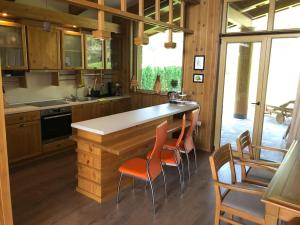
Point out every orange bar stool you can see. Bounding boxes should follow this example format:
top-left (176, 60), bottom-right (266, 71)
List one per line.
top-left (161, 114), bottom-right (186, 191)
top-left (181, 108), bottom-right (200, 180)
top-left (117, 121), bottom-right (168, 212)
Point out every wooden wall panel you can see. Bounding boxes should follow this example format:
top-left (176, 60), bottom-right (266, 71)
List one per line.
top-left (130, 93), bottom-right (168, 110)
top-left (0, 69), bottom-right (14, 225)
top-left (183, 0), bottom-right (223, 152)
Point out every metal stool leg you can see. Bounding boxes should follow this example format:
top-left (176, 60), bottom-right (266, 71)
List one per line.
top-left (177, 165), bottom-right (183, 192)
top-left (181, 160), bottom-right (185, 184)
top-left (161, 166), bottom-right (167, 197)
top-left (132, 177), bottom-right (135, 192)
top-left (193, 148), bottom-right (198, 169)
top-left (116, 173), bottom-right (123, 204)
top-left (149, 179), bottom-right (156, 213)
top-left (186, 152), bottom-right (191, 180)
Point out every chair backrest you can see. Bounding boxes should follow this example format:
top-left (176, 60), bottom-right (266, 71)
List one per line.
top-left (236, 130), bottom-right (254, 160)
top-left (209, 144), bottom-right (237, 203)
top-left (147, 121), bottom-right (168, 179)
top-left (176, 114), bottom-right (186, 147)
top-left (184, 108), bottom-right (199, 151)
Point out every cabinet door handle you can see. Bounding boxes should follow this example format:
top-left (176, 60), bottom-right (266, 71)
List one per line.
top-left (20, 124), bottom-right (25, 127)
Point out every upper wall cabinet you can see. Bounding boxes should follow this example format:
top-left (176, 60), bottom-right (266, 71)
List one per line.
top-left (85, 34), bottom-right (104, 70)
top-left (0, 21), bottom-right (28, 70)
top-left (27, 25), bottom-right (61, 70)
top-left (62, 31), bottom-right (84, 70)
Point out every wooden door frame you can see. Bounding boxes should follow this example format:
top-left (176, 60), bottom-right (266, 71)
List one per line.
top-left (214, 35), bottom-right (268, 150)
top-left (214, 33), bottom-right (300, 152)
top-left (0, 67), bottom-right (14, 225)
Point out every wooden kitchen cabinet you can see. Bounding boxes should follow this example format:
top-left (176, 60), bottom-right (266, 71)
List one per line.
top-left (85, 34), bottom-right (104, 70)
top-left (6, 118), bottom-right (42, 162)
top-left (27, 25), bottom-right (61, 69)
top-left (62, 31), bottom-right (84, 70)
top-left (0, 20), bottom-right (28, 70)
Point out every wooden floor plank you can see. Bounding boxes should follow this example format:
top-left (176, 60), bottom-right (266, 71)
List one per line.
top-left (10, 150), bottom-right (257, 225)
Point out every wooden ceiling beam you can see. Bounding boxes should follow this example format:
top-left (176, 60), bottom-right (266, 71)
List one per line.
top-left (60, 0), bottom-right (193, 33)
top-left (0, 0), bottom-right (120, 33)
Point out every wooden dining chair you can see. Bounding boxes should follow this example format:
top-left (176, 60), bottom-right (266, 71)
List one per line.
top-left (181, 108), bottom-right (200, 180)
top-left (236, 130), bottom-right (287, 186)
top-left (209, 144), bottom-right (267, 225)
top-left (161, 114), bottom-right (186, 192)
top-left (117, 121), bottom-right (168, 213)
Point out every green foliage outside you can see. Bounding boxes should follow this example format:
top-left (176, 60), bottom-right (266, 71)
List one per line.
top-left (141, 66), bottom-right (182, 92)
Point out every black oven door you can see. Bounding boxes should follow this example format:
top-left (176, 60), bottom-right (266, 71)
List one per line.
top-left (41, 112), bottom-right (72, 142)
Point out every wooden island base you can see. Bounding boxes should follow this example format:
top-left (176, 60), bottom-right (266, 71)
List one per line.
top-left (72, 111), bottom-right (193, 203)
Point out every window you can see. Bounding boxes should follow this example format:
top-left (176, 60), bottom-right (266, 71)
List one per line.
top-left (137, 31), bottom-right (183, 93)
top-left (274, 0), bottom-right (300, 30)
top-left (226, 0), bottom-right (270, 33)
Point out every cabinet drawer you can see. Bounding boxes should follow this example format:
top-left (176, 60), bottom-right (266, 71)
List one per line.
top-left (77, 141), bottom-right (101, 155)
top-left (43, 138), bottom-right (75, 153)
top-left (77, 151), bottom-right (101, 170)
top-left (77, 164), bottom-right (100, 183)
top-left (6, 111), bottom-right (40, 125)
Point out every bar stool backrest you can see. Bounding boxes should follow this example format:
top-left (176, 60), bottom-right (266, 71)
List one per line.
top-left (184, 109), bottom-right (199, 151)
top-left (236, 130), bottom-right (254, 160)
top-left (147, 121), bottom-right (168, 179)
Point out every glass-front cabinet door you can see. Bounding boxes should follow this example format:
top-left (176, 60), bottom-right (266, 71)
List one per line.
top-left (0, 21), bottom-right (27, 70)
top-left (62, 31), bottom-right (84, 69)
top-left (85, 35), bottom-right (104, 70)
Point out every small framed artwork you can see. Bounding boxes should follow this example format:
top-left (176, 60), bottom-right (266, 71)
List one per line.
top-left (193, 74), bottom-right (204, 83)
top-left (194, 55), bottom-right (205, 70)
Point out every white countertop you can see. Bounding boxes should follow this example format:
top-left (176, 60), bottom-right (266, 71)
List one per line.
top-left (71, 102), bottom-right (199, 135)
top-left (4, 96), bottom-right (130, 115)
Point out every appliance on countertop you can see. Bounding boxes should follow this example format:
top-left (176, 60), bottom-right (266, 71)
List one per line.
top-left (168, 91), bottom-right (180, 103)
top-left (27, 100), bottom-right (69, 107)
top-left (41, 106), bottom-right (72, 143)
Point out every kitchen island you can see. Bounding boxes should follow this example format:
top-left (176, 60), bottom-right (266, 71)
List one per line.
top-left (71, 103), bottom-right (199, 202)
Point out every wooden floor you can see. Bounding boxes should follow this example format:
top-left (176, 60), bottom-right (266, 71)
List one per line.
top-left (10, 150), bottom-right (256, 225)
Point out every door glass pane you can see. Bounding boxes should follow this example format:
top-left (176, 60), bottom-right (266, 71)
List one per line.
top-left (226, 0), bottom-right (269, 33)
top-left (261, 38), bottom-right (300, 161)
top-left (220, 42), bottom-right (262, 149)
top-left (0, 25), bottom-right (24, 68)
top-left (105, 40), bottom-right (112, 69)
top-left (86, 35), bottom-right (104, 69)
top-left (274, 0), bottom-right (300, 30)
top-left (63, 34), bottom-right (82, 68)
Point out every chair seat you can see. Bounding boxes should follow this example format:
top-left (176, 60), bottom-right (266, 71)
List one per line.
top-left (247, 167), bottom-right (274, 184)
top-left (119, 158), bottom-right (149, 180)
top-left (161, 149), bottom-right (180, 166)
top-left (223, 189), bottom-right (265, 219)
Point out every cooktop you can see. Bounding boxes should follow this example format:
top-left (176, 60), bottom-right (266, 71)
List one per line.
top-left (27, 100), bottom-right (69, 107)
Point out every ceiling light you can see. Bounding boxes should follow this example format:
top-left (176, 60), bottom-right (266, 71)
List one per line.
top-left (72, 25), bottom-right (77, 28)
top-left (2, 12), bottom-right (8, 17)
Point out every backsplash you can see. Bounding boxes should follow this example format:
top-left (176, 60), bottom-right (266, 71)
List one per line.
top-left (3, 72), bottom-right (110, 105)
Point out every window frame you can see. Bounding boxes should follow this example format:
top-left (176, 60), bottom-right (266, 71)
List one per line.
top-left (135, 31), bottom-right (184, 94)
top-left (222, 0), bottom-right (300, 35)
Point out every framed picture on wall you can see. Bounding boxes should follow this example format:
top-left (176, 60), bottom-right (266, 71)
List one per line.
top-left (194, 55), bottom-right (205, 70)
top-left (193, 74), bottom-right (204, 83)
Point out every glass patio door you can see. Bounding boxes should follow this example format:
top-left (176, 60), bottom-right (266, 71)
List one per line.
top-left (259, 35), bottom-right (300, 161)
top-left (215, 36), bottom-right (267, 150)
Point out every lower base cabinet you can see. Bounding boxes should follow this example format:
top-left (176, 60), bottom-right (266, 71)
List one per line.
top-left (6, 119), bottom-right (42, 162)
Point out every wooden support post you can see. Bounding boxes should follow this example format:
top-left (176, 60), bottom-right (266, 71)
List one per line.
top-left (164, 0), bottom-right (176, 49)
top-left (120, 0), bottom-right (127, 12)
top-left (180, 0), bottom-right (185, 28)
top-left (134, 0), bottom-right (149, 46)
top-left (155, 0), bottom-right (160, 21)
top-left (93, 0), bottom-right (111, 40)
top-left (234, 41), bottom-right (253, 119)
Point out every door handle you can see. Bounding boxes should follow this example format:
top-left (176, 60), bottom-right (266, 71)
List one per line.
top-left (251, 102), bottom-right (260, 106)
